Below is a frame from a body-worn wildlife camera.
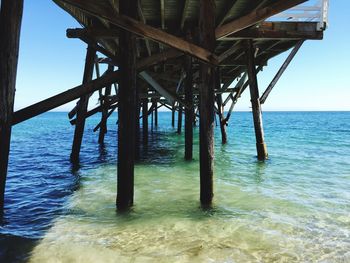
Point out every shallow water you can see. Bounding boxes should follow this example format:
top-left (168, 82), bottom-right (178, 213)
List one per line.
top-left (1, 112), bottom-right (350, 262)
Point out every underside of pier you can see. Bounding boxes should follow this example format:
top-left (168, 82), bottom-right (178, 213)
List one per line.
top-left (0, 0), bottom-right (327, 211)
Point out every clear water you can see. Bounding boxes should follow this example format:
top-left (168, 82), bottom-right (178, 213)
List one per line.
top-left (1, 112), bottom-right (350, 262)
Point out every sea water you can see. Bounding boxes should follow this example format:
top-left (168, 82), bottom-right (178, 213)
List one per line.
top-left (1, 111), bottom-right (349, 262)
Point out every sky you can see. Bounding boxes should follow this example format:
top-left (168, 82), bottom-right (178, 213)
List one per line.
top-left (13, 0), bottom-right (350, 112)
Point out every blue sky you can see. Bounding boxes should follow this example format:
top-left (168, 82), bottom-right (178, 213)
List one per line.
top-left (14, 0), bottom-right (350, 111)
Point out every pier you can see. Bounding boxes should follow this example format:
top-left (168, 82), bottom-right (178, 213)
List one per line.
top-left (0, 0), bottom-right (328, 211)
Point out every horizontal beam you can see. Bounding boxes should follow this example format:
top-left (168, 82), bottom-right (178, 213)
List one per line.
top-left (93, 48), bottom-right (183, 72)
top-left (215, 0), bottom-right (307, 39)
top-left (12, 70), bottom-right (120, 125)
top-left (61, 0), bottom-right (218, 64)
top-left (221, 22), bottom-right (323, 41)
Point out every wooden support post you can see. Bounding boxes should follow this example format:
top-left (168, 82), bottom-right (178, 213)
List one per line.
top-left (199, 0), bottom-right (215, 206)
top-left (154, 100), bottom-right (158, 127)
top-left (184, 52), bottom-right (194, 160)
top-left (142, 98), bottom-right (148, 145)
top-left (117, 0), bottom-right (137, 210)
top-left (70, 46), bottom-right (96, 164)
top-left (171, 105), bottom-right (175, 127)
top-left (98, 65), bottom-right (113, 144)
top-left (151, 106), bottom-right (154, 131)
top-left (0, 0), bottom-right (23, 212)
top-left (246, 40), bottom-right (268, 161)
top-left (177, 104), bottom-right (183, 134)
top-left (215, 69), bottom-right (227, 144)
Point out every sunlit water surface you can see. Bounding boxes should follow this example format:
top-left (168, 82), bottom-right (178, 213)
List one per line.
top-left (1, 112), bottom-right (350, 262)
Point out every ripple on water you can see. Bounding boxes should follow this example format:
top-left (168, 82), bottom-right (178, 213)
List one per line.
top-left (1, 112), bottom-right (349, 262)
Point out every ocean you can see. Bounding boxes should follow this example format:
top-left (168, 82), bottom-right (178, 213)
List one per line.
top-left (0, 111), bottom-right (349, 262)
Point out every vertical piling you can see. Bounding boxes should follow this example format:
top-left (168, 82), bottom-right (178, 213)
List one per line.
top-left (246, 40), bottom-right (268, 161)
top-left (98, 65), bottom-right (113, 144)
top-left (184, 49), bottom-right (194, 160)
top-left (153, 99), bottom-right (158, 127)
top-left (142, 98), bottom-right (148, 145)
top-left (70, 46), bottom-right (96, 163)
top-left (0, 0), bottom-right (24, 212)
top-left (117, 0), bottom-right (137, 210)
top-left (177, 104), bottom-right (183, 134)
top-left (171, 105), bottom-right (175, 127)
top-left (199, 0), bottom-right (215, 206)
top-left (216, 69), bottom-right (227, 144)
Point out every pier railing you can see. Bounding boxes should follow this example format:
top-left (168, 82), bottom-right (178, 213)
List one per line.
top-left (268, 0), bottom-right (329, 30)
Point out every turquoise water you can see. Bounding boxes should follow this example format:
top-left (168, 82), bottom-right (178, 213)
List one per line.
top-left (1, 111), bottom-right (350, 262)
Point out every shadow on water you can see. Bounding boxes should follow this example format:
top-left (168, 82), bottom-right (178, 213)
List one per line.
top-left (0, 234), bottom-right (39, 263)
top-left (139, 130), bottom-right (181, 165)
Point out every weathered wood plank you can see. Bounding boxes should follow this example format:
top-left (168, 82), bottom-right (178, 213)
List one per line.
top-left (13, 70), bottom-right (120, 125)
top-left (222, 26), bottom-right (323, 41)
top-left (60, 0), bottom-right (219, 64)
top-left (0, 0), bottom-right (23, 211)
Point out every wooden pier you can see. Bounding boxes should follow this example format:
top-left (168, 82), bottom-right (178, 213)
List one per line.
top-left (0, 0), bottom-right (327, 211)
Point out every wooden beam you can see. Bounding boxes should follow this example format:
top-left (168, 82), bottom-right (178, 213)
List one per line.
top-left (60, 0), bottom-right (218, 64)
top-left (246, 40), bottom-right (268, 160)
top-left (90, 47), bottom-right (183, 72)
top-left (0, 0), bottom-right (23, 212)
top-left (117, 0), bottom-right (137, 211)
top-left (221, 23), bottom-right (323, 41)
top-left (218, 42), bottom-right (241, 63)
top-left (260, 40), bottom-right (304, 104)
top-left (67, 33), bottom-right (120, 65)
top-left (70, 101), bottom-right (117, 125)
top-left (215, 70), bottom-right (227, 144)
top-left (98, 65), bottom-right (113, 144)
top-left (70, 46), bottom-right (96, 164)
top-left (13, 70), bottom-right (120, 125)
top-left (93, 104), bottom-right (117, 132)
top-left (215, 0), bottom-right (308, 39)
top-left (139, 71), bottom-right (176, 105)
top-left (199, 0), bottom-right (216, 206)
